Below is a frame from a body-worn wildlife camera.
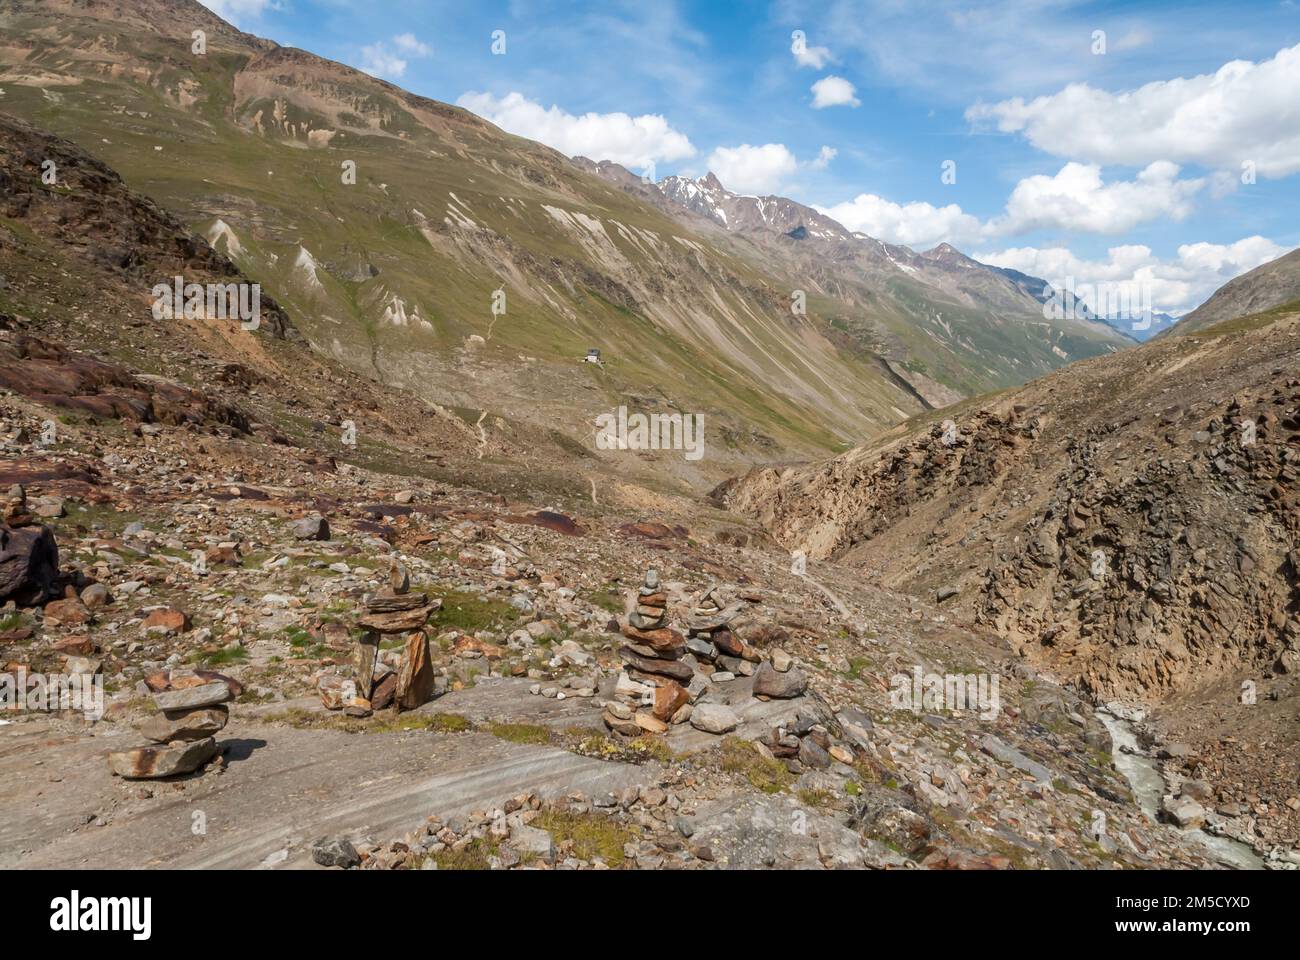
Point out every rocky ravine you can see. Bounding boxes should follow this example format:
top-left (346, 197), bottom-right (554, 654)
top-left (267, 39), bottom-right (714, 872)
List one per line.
top-left (719, 307), bottom-right (1300, 851)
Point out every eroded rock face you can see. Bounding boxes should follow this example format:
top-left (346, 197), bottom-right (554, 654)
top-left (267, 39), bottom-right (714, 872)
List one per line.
top-left (0, 334), bottom-right (253, 433)
top-left (721, 321), bottom-right (1300, 702)
top-left (0, 523), bottom-right (59, 605)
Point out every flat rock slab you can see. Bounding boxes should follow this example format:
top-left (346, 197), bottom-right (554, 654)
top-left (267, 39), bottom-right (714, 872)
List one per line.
top-left (0, 710), bottom-right (656, 869)
top-left (685, 793), bottom-right (872, 869)
top-left (667, 679), bottom-right (809, 753)
top-left (108, 737), bottom-right (217, 779)
top-left (153, 682), bottom-right (232, 712)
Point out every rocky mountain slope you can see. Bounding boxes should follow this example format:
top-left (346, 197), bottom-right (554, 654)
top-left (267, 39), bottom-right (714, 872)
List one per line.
top-left (1172, 248), bottom-right (1300, 336)
top-left (587, 165), bottom-right (1135, 405)
top-left (2, 81), bottom-right (1291, 871)
top-left (717, 300), bottom-right (1300, 843)
top-left (0, 0), bottom-right (1132, 480)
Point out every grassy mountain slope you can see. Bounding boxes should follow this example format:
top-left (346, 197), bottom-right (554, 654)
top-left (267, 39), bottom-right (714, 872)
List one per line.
top-left (1170, 248), bottom-right (1300, 336)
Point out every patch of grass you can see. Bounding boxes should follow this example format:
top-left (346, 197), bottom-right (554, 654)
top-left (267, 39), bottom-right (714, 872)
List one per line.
top-left (489, 721), bottom-right (553, 745)
top-left (372, 712), bottom-right (473, 734)
top-left (425, 838), bottom-right (499, 871)
top-left (798, 787), bottom-right (837, 809)
top-left (191, 646), bottom-right (249, 667)
top-left (0, 612), bottom-right (28, 632)
top-left (844, 657), bottom-right (873, 681)
top-left (533, 809), bottom-right (632, 866)
top-left (429, 588), bottom-right (520, 634)
top-left (585, 586), bottom-right (625, 614)
top-left (719, 737), bottom-right (793, 794)
top-left (268, 707), bottom-right (473, 735)
top-left (569, 731), bottom-right (674, 764)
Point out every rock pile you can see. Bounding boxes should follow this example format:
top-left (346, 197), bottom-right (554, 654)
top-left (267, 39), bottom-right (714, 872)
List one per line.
top-left (320, 559), bottom-right (439, 716)
top-left (683, 584), bottom-right (757, 682)
top-left (605, 567), bottom-right (692, 736)
top-left (108, 674), bottom-right (234, 779)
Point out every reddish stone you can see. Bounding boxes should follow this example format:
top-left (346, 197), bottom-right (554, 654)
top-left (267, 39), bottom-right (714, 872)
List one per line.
top-left (395, 631), bottom-right (436, 711)
top-left (143, 607), bottom-right (189, 633)
top-left (621, 623), bottom-right (686, 656)
top-left (652, 681), bottom-right (689, 722)
top-left (43, 598), bottom-right (91, 628)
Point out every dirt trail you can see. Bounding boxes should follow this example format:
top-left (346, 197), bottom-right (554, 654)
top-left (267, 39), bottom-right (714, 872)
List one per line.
top-left (0, 695), bottom-right (656, 870)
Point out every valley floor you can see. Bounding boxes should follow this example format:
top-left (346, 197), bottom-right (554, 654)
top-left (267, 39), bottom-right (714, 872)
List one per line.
top-left (1, 371), bottom-right (1290, 870)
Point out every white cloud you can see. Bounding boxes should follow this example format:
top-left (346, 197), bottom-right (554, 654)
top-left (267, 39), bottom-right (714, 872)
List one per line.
top-left (816, 161), bottom-right (1203, 249)
top-left (967, 43), bottom-right (1300, 178)
top-left (976, 237), bottom-right (1291, 315)
top-left (991, 161), bottom-right (1204, 235)
top-left (457, 91), bottom-right (696, 170)
top-left (791, 32), bottom-right (833, 69)
top-left (810, 75), bottom-right (860, 109)
top-left (706, 144), bottom-right (800, 195)
top-left (392, 33), bottom-right (432, 57)
top-left (357, 33), bottom-right (432, 80)
top-left (809, 145), bottom-right (837, 170)
top-left (359, 44), bottom-right (408, 79)
top-left (816, 194), bottom-right (984, 249)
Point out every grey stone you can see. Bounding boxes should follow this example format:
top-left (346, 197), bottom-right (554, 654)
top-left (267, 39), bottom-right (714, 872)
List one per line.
top-left (311, 836), bottom-right (362, 868)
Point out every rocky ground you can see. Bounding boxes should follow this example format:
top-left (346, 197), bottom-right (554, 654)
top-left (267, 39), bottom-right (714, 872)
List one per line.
top-left (3, 370), bottom-right (1294, 870)
top-left (721, 308), bottom-right (1300, 850)
top-left (1, 100), bottom-right (1293, 871)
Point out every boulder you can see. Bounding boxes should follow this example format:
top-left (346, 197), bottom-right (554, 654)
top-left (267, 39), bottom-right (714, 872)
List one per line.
top-left (44, 597), bottom-right (91, 628)
top-left (619, 646), bottom-right (693, 683)
top-left (752, 661), bottom-right (808, 699)
top-left (138, 706), bottom-right (228, 743)
top-left (292, 515), bottom-right (330, 541)
top-left (318, 674), bottom-right (356, 711)
top-left (508, 824), bottom-right (555, 864)
top-left (395, 631), bottom-right (436, 710)
top-left (311, 836), bottom-right (361, 869)
top-left (153, 681), bottom-right (232, 712)
top-left (652, 680), bottom-right (689, 722)
top-left (143, 606), bottom-right (189, 634)
top-left (107, 737), bottom-right (217, 779)
top-left (689, 702), bottom-right (740, 734)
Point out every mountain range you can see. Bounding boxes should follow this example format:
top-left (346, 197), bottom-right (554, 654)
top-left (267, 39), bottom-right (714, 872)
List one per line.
top-left (0, 0), bottom-right (1137, 486)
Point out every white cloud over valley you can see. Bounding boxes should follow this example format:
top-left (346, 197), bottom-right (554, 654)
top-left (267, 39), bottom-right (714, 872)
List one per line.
top-left (967, 43), bottom-right (1300, 178)
top-left (358, 33), bottom-right (432, 80)
top-left (976, 237), bottom-right (1291, 316)
top-left (818, 162), bottom-right (1207, 249)
top-left (706, 144), bottom-right (800, 194)
top-left (810, 75), bottom-right (860, 109)
top-left (456, 91), bottom-right (696, 170)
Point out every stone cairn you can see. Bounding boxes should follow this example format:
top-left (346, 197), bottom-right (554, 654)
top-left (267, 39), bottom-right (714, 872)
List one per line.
top-left (603, 567), bottom-right (692, 737)
top-left (683, 585), bottom-right (757, 680)
top-left (320, 560), bottom-right (438, 717)
top-left (108, 675), bottom-right (233, 779)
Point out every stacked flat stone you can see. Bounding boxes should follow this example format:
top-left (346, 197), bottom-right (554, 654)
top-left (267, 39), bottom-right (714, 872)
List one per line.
top-left (683, 584), bottom-right (757, 682)
top-left (604, 567), bottom-right (691, 737)
top-left (108, 678), bottom-right (232, 779)
top-left (324, 559), bottom-right (437, 716)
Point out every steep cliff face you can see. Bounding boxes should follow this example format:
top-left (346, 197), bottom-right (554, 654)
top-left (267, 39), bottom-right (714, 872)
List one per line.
top-left (720, 307), bottom-right (1300, 699)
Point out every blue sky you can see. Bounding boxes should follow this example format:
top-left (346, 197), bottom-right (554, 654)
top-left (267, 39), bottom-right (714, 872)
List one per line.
top-left (204, 0), bottom-right (1300, 315)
